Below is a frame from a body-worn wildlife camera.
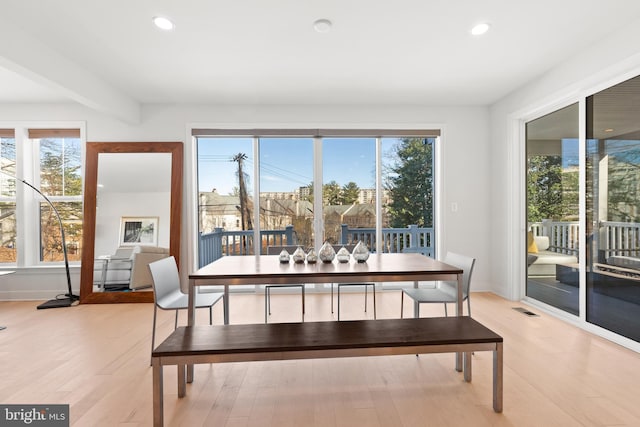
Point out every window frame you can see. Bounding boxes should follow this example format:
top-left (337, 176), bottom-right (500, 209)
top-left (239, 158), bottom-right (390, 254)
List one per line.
top-left (191, 128), bottom-right (442, 282)
top-left (0, 123), bottom-right (85, 268)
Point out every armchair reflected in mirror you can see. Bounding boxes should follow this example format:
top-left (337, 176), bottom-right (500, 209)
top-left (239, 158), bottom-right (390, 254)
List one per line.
top-left (80, 142), bottom-right (183, 304)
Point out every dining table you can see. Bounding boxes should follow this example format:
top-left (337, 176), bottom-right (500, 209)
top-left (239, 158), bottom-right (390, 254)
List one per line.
top-left (187, 252), bottom-right (464, 326)
top-left (185, 252), bottom-right (466, 381)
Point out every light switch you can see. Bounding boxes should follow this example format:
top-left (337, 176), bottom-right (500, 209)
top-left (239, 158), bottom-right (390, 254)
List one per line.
top-left (451, 202), bottom-right (458, 212)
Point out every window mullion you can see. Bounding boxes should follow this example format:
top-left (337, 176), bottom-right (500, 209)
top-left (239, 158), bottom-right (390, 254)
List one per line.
top-left (28, 135), bottom-right (42, 265)
top-left (375, 137), bottom-right (382, 254)
top-left (253, 136), bottom-right (260, 291)
top-left (313, 137), bottom-right (323, 250)
top-left (17, 129), bottom-right (40, 266)
top-left (312, 137), bottom-right (324, 290)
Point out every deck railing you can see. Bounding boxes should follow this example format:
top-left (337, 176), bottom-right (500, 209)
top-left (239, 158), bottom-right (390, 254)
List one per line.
top-left (198, 225), bottom-right (297, 267)
top-left (530, 220), bottom-right (580, 255)
top-left (340, 224), bottom-right (434, 257)
top-left (529, 220), bottom-right (640, 259)
top-left (599, 221), bottom-right (640, 258)
top-left (201, 221), bottom-right (640, 268)
top-left (199, 224), bottom-right (433, 267)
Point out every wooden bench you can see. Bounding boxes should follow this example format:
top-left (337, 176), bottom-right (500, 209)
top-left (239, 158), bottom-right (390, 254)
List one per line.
top-left (152, 317), bottom-right (503, 426)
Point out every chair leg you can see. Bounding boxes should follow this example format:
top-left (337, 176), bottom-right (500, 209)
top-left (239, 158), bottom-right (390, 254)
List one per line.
top-left (444, 303), bottom-right (448, 317)
top-left (364, 284), bottom-right (368, 312)
top-left (264, 287), bottom-right (269, 324)
top-left (467, 298), bottom-right (471, 317)
top-left (150, 306), bottom-right (158, 366)
top-left (209, 306), bottom-right (213, 325)
top-left (337, 285), bottom-right (341, 321)
top-left (301, 285), bottom-right (305, 321)
top-left (400, 290), bottom-right (404, 319)
top-left (174, 310), bottom-right (179, 329)
top-left (331, 283), bottom-right (334, 313)
top-left (372, 285), bottom-right (376, 319)
top-left (267, 287), bottom-right (271, 315)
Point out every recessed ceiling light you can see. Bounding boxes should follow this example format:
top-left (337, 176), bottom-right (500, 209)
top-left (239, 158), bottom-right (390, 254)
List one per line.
top-left (471, 23), bottom-right (490, 36)
top-left (153, 16), bottom-right (175, 31)
top-left (313, 19), bottom-right (332, 33)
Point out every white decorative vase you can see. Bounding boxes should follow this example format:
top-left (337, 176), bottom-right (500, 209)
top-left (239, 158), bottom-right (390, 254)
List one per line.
top-left (292, 246), bottom-right (306, 263)
top-left (336, 246), bottom-right (350, 263)
top-left (352, 241), bottom-right (370, 263)
top-left (278, 249), bottom-right (290, 263)
top-left (318, 242), bottom-right (336, 263)
top-left (306, 248), bottom-right (318, 263)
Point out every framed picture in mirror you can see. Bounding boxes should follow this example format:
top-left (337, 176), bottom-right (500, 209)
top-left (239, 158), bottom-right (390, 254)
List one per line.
top-left (119, 216), bottom-right (159, 246)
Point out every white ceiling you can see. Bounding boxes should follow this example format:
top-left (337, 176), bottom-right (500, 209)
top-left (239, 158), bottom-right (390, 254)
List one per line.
top-left (2, 1), bottom-right (640, 124)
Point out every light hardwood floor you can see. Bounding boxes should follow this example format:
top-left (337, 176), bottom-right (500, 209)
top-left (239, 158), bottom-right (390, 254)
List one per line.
top-left (1, 291), bottom-right (639, 426)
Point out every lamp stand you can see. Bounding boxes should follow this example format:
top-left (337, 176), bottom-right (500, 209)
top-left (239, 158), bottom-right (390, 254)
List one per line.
top-left (6, 175), bottom-right (79, 309)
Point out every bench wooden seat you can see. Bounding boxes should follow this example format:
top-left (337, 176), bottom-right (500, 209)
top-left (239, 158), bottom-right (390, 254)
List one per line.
top-left (152, 317), bottom-right (503, 426)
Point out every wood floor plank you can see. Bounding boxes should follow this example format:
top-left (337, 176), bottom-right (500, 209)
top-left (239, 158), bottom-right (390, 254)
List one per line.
top-left (2, 292), bottom-right (640, 426)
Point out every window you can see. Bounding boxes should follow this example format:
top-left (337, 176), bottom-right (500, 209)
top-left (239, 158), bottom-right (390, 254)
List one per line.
top-left (323, 138), bottom-right (376, 246)
top-left (195, 129), bottom-right (439, 270)
top-left (0, 129), bottom-right (17, 262)
top-left (0, 126), bottom-right (83, 266)
top-left (260, 137), bottom-right (314, 249)
top-left (382, 137), bottom-right (435, 255)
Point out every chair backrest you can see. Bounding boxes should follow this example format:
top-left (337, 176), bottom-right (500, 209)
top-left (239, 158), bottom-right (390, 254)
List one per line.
top-left (148, 256), bottom-right (182, 307)
top-left (113, 246), bottom-right (134, 259)
top-left (440, 252), bottom-right (476, 297)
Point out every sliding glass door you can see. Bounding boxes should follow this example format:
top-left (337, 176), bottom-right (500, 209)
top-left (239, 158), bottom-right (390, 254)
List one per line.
top-left (524, 74), bottom-right (640, 345)
top-left (586, 75), bottom-right (640, 342)
top-left (525, 103), bottom-right (579, 315)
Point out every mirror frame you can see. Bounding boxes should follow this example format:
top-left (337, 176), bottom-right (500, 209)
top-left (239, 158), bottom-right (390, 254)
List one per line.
top-left (79, 141), bottom-right (183, 303)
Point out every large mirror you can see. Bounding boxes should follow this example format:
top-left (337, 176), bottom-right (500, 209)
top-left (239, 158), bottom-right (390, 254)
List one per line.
top-left (80, 142), bottom-right (183, 303)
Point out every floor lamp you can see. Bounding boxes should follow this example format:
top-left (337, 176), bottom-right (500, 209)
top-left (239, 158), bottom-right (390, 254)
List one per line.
top-left (0, 171), bottom-right (79, 309)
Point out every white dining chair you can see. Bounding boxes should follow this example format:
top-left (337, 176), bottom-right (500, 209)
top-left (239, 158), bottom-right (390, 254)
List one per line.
top-left (148, 256), bottom-right (224, 363)
top-left (400, 252), bottom-right (475, 318)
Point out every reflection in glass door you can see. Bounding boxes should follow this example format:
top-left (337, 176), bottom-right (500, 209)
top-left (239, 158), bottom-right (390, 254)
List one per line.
top-left (586, 75), bottom-right (640, 342)
top-left (525, 103), bottom-right (580, 315)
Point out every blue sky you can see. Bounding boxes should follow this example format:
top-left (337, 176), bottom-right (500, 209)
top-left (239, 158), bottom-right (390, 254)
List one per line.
top-left (198, 137), bottom-right (398, 194)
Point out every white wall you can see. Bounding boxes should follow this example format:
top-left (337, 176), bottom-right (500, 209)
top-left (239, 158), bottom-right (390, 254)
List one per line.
top-left (0, 103), bottom-right (492, 300)
top-left (488, 17), bottom-right (640, 299)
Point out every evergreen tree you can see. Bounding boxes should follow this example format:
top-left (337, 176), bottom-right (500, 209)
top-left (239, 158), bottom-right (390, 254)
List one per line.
top-left (323, 180), bottom-right (341, 205)
top-left (527, 155), bottom-right (564, 221)
top-left (341, 181), bottom-right (360, 204)
top-left (386, 138), bottom-right (433, 227)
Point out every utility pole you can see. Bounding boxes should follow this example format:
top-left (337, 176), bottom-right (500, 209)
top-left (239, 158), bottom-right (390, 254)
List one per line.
top-left (232, 153), bottom-right (253, 231)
